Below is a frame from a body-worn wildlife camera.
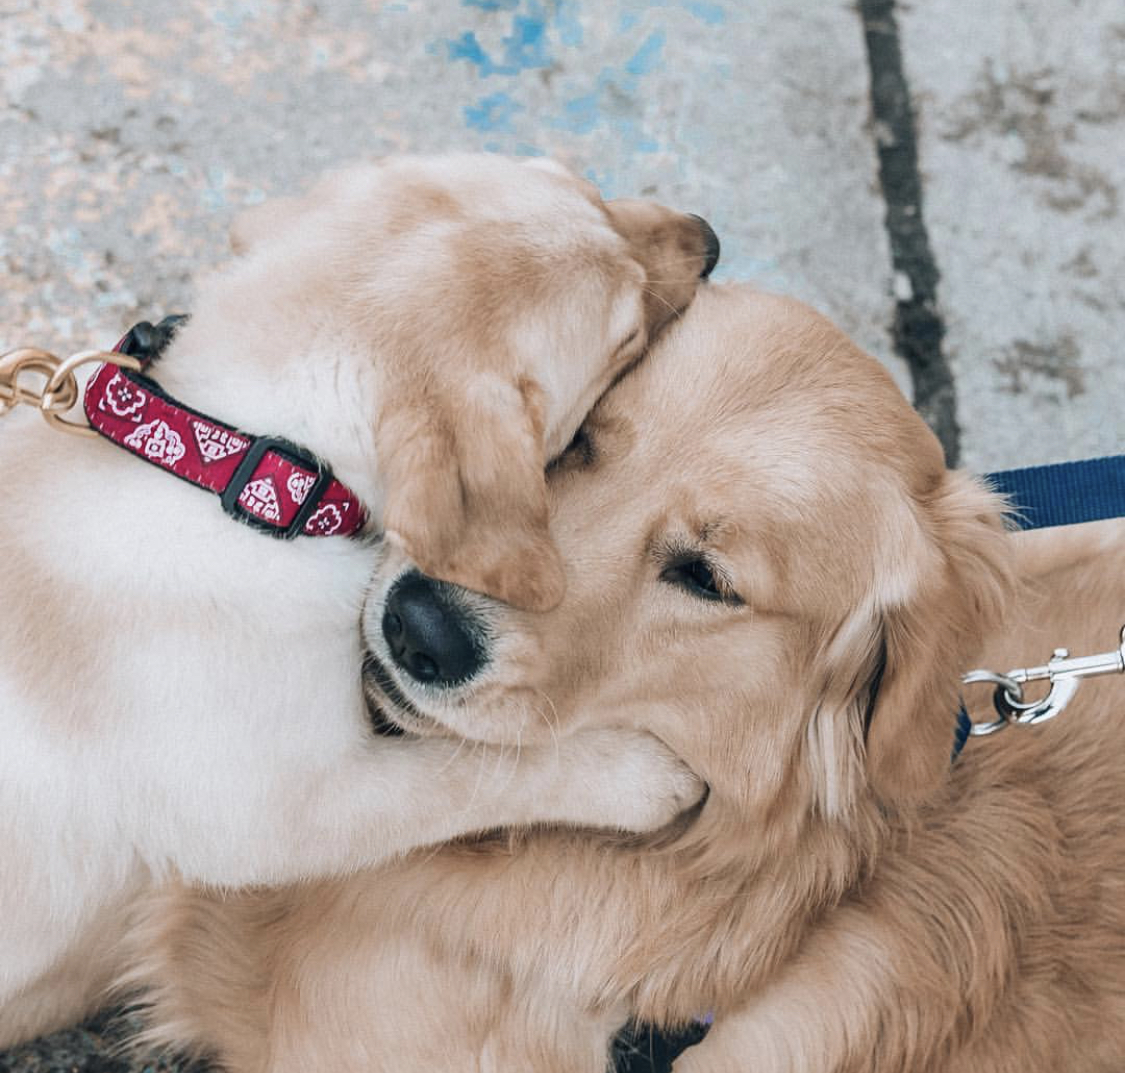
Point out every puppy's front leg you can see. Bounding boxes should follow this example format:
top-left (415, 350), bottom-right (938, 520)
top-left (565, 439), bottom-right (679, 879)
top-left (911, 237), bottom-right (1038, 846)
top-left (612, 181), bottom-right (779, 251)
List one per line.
top-left (266, 729), bottom-right (701, 882)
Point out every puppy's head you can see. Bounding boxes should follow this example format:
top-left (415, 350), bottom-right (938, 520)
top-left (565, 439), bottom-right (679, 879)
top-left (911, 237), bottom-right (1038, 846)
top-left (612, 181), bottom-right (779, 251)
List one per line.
top-left (362, 285), bottom-right (1012, 824)
top-left (222, 154), bottom-right (718, 611)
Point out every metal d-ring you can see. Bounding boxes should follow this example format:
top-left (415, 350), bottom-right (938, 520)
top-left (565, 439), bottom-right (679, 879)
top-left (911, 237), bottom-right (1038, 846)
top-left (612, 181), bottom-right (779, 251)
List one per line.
top-left (961, 668), bottom-right (1024, 736)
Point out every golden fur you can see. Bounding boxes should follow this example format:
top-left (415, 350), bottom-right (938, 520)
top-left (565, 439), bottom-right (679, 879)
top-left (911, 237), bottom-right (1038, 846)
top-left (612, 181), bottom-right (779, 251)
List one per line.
top-left (130, 285), bottom-right (1125, 1072)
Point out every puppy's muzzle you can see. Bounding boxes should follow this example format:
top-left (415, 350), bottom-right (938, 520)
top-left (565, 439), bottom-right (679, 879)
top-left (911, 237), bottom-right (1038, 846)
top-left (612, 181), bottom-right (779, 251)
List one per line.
top-left (690, 215), bottom-right (721, 279)
top-left (382, 571), bottom-right (487, 687)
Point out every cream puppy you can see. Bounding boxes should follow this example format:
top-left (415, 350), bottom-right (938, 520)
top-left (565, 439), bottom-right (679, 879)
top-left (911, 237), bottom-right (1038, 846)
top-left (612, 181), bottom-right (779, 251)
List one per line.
top-left (0, 153), bottom-right (715, 1046)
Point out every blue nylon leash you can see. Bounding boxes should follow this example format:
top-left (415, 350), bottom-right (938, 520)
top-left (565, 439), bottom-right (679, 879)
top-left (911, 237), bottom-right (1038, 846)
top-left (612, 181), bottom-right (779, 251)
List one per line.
top-left (985, 454), bottom-right (1125, 530)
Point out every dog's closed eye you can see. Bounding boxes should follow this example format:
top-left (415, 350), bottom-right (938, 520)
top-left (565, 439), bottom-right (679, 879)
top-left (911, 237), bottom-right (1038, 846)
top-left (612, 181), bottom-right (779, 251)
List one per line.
top-left (660, 554), bottom-right (743, 605)
top-left (549, 424), bottom-right (598, 472)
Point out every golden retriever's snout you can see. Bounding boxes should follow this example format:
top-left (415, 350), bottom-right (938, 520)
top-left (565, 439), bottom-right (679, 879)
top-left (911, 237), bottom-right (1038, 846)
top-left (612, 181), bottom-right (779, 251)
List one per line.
top-left (381, 571), bottom-right (487, 687)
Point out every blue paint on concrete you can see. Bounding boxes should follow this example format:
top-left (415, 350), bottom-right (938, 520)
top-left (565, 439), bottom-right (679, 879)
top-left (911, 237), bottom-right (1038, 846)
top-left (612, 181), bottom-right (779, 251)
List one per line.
top-left (545, 53), bottom-right (668, 152)
top-left (624, 29), bottom-right (665, 76)
top-left (681, 0), bottom-right (725, 25)
top-left (447, 31), bottom-right (498, 74)
top-left (446, 3), bottom-right (554, 76)
top-left (447, 0), bottom-right (728, 153)
top-left (555, 0), bottom-right (584, 47)
top-left (464, 91), bottom-right (525, 131)
top-left (606, 111), bottom-right (660, 154)
top-left (501, 10), bottom-right (551, 71)
top-left (556, 90), bottom-right (603, 134)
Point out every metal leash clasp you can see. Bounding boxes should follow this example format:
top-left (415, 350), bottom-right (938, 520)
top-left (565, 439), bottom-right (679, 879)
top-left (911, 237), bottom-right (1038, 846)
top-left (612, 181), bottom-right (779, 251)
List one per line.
top-left (0, 346), bottom-right (142, 437)
top-left (963, 624), bottom-right (1125, 737)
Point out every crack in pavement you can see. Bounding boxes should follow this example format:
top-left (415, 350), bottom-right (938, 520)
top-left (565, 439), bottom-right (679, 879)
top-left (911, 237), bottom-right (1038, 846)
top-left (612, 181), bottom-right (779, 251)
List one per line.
top-left (859, 0), bottom-right (961, 467)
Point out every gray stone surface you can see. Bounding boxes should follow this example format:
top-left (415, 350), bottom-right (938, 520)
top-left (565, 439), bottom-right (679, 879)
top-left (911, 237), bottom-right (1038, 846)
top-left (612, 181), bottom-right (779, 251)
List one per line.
top-left (899, 0), bottom-right (1125, 470)
top-left (0, 0), bottom-right (904, 384)
top-left (2, 0), bottom-right (1123, 1069)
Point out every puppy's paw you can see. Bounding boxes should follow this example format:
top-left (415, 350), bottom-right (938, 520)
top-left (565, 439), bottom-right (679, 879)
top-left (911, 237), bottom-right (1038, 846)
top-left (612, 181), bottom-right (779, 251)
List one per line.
top-left (554, 729), bottom-right (704, 834)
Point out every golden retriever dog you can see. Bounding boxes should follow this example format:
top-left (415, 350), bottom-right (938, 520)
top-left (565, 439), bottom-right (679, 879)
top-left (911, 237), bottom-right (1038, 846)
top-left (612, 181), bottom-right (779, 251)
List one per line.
top-left (132, 283), bottom-right (1125, 1072)
top-left (0, 153), bottom-right (717, 1047)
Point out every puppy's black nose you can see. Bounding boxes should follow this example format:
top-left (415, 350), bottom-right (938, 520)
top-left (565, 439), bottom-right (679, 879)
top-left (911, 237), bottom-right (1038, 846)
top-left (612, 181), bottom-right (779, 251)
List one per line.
top-left (689, 214), bottom-right (721, 279)
top-left (382, 572), bottom-right (484, 686)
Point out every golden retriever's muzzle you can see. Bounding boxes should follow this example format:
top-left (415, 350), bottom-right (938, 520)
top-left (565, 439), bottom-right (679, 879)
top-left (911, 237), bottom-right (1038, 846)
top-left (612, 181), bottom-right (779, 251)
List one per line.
top-left (363, 571), bottom-right (492, 732)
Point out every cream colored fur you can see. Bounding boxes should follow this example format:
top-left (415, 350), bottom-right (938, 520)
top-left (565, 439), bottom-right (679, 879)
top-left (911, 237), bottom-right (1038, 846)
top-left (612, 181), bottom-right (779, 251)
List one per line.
top-left (133, 284), bottom-right (1125, 1072)
top-left (0, 153), bottom-right (714, 1047)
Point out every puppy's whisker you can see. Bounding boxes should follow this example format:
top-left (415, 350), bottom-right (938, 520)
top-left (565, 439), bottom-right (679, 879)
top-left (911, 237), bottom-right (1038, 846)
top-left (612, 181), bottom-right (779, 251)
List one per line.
top-left (493, 734), bottom-right (510, 784)
top-left (437, 730), bottom-right (470, 777)
top-left (510, 727), bottom-right (524, 785)
top-left (641, 286), bottom-right (682, 322)
top-left (531, 689), bottom-right (563, 764)
top-left (454, 738), bottom-right (488, 825)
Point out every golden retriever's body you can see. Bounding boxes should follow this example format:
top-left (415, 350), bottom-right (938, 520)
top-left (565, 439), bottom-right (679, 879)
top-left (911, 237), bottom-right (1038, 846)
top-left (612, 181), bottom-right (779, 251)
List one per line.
top-left (0, 154), bottom-right (713, 1047)
top-left (135, 286), bottom-right (1125, 1072)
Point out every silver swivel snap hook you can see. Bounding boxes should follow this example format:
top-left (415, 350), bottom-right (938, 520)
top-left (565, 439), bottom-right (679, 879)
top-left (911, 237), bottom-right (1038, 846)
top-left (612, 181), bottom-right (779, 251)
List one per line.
top-left (962, 624), bottom-right (1125, 738)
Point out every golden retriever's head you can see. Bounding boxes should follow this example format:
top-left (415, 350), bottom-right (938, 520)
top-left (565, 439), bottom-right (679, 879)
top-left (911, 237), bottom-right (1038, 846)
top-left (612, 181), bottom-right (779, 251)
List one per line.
top-left (201, 154), bottom-right (717, 611)
top-left (363, 284), bottom-right (1012, 821)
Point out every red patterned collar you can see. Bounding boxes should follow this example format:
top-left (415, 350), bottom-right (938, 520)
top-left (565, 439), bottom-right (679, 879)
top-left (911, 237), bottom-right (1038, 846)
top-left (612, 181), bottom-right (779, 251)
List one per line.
top-left (82, 320), bottom-right (367, 539)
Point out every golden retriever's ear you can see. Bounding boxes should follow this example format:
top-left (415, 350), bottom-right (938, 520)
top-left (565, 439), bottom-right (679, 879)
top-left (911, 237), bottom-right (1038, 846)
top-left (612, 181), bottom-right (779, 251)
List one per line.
top-left (864, 472), bottom-right (1013, 808)
top-left (376, 378), bottom-right (566, 613)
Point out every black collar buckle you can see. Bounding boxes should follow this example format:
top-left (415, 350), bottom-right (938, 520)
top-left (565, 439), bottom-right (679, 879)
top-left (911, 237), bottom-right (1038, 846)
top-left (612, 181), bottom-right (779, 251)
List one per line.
top-left (220, 436), bottom-right (335, 539)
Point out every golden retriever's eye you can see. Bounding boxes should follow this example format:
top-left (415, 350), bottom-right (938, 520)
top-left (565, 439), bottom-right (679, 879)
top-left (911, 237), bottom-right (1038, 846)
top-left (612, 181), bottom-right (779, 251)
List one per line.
top-left (550, 424), bottom-right (596, 471)
top-left (661, 558), bottom-right (740, 604)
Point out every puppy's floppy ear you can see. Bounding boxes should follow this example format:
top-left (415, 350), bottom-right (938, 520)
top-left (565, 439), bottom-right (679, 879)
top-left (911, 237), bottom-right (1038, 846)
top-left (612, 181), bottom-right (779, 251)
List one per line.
top-left (863, 471), bottom-right (1013, 808)
top-left (376, 376), bottom-right (566, 613)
